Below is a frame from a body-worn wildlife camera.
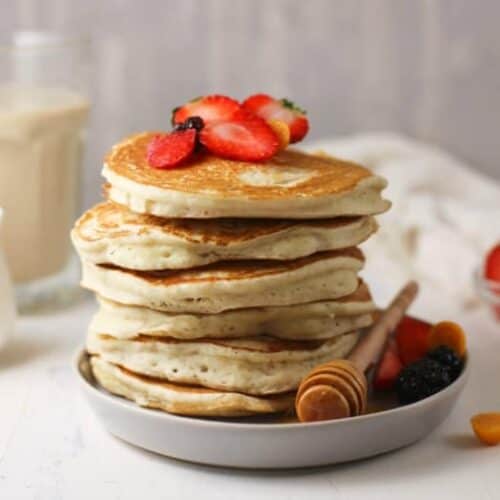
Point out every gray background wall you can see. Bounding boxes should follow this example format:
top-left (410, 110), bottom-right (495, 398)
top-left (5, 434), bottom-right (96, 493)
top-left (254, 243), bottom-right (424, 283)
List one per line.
top-left (2, 0), bottom-right (500, 208)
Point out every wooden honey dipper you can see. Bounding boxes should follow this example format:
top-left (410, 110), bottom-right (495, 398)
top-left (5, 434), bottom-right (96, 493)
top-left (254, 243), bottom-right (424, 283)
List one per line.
top-left (295, 281), bottom-right (419, 422)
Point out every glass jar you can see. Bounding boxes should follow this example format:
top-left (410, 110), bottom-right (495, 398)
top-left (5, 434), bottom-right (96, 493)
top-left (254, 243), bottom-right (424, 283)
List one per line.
top-left (0, 31), bottom-right (91, 313)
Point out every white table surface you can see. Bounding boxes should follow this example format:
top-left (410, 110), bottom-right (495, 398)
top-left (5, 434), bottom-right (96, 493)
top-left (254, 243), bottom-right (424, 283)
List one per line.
top-left (0, 292), bottom-right (499, 500)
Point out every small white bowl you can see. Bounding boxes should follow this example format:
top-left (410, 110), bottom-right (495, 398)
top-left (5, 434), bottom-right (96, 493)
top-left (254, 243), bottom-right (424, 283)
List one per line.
top-left (75, 350), bottom-right (469, 469)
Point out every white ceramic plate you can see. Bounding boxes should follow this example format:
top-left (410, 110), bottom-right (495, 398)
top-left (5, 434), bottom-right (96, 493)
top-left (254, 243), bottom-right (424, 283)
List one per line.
top-left (75, 350), bottom-right (468, 469)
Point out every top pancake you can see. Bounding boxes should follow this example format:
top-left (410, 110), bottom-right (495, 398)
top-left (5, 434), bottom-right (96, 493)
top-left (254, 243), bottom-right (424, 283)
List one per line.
top-left (103, 132), bottom-right (391, 219)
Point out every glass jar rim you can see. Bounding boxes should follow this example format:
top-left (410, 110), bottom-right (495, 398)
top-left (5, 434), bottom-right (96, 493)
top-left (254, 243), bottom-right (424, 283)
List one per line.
top-left (0, 31), bottom-right (90, 52)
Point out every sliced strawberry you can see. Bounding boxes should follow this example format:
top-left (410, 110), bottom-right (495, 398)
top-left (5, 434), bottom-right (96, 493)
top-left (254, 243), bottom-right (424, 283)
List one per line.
top-left (147, 129), bottom-right (196, 169)
top-left (172, 95), bottom-right (241, 126)
top-left (395, 315), bottom-right (432, 365)
top-left (199, 115), bottom-right (279, 162)
top-left (373, 339), bottom-right (403, 391)
top-left (242, 94), bottom-right (309, 143)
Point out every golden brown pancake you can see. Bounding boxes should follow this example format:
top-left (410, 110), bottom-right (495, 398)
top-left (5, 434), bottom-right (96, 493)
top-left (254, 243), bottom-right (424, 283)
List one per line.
top-left (87, 330), bottom-right (360, 395)
top-left (72, 201), bottom-right (378, 270)
top-left (90, 356), bottom-right (295, 417)
top-left (80, 248), bottom-right (365, 313)
top-left (103, 247), bottom-right (363, 284)
top-left (102, 132), bottom-right (390, 218)
top-left (90, 280), bottom-right (375, 341)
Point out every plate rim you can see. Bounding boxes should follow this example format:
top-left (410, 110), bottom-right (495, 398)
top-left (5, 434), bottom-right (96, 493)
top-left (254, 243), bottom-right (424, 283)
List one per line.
top-left (73, 347), bottom-right (470, 431)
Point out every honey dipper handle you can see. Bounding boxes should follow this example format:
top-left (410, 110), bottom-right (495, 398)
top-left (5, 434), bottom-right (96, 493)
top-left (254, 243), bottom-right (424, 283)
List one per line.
top-left (348, 281), bottom-right (419, 373)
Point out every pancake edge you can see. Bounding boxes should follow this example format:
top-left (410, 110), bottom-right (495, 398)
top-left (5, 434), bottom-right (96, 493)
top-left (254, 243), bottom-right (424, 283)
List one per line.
top-left (103, 164), bottom-right (391, 219)
top-left (80, 253), bottom-right (363, 313)
top-left (72, 208), bottom-right (378, 270)
top-left (91, 356), bottom-right (295, 417)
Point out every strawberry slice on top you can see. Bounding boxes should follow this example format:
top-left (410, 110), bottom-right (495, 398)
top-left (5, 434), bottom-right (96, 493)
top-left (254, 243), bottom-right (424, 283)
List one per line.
top-left (147, 129), bottom-right (197, 169)
top-left (200, 113), bottom-right (279, 162)
top-left (172, 95), bottom-right (241, 126)
top-left (242, 93), bottom-right (309, 143)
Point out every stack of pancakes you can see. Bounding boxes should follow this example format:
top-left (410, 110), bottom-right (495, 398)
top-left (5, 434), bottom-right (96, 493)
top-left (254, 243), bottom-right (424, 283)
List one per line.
top-left (72, 132), bottom-right (390, 417)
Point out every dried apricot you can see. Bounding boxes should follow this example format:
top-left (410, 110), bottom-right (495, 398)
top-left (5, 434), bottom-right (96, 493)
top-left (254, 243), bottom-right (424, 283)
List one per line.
top-left (267, 119), bottom-right (290, 150)
top-left (471, 413), bottom-right (500, 446)
top-left (428, 321), bottom-right (466, 358)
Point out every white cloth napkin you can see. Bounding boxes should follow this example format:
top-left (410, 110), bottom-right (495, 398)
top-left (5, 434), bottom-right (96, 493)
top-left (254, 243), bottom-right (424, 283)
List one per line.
top-left (307, 133), bottom-right (500, 319)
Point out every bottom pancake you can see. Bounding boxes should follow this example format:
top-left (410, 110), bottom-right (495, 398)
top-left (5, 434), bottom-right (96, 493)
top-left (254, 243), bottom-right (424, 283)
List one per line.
top-left (90, 356), bottom-right (295, 417)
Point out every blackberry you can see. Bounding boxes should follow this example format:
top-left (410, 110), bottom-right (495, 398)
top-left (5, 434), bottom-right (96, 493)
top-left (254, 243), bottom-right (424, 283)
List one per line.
top-left (184, 116), bottom-right (204, 131)
top-left (173, 116), bottom-right (205, 135)
top-left (396, 358), bottom-right (451, 405)
top-left (427, 346), bottom-right (463, 380)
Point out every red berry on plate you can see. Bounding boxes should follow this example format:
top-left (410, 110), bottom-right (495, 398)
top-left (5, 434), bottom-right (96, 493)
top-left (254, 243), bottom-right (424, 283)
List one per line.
top-left (242, 93), bottom-right (309, 143)
top-left (373, 339), bottom-right (403, 391)
top-left (172, 95), bottom-right (241, 126)
top-left (199, 115), bottom-right (280, 162)
top-left (395, 315), bottom-right (432, 365)
top-left (485, 244), bottom-right (500, 282)
top-left (147, 129), bottom-right (196, 169)
top-left (484, 244), bottom-right (500, 319)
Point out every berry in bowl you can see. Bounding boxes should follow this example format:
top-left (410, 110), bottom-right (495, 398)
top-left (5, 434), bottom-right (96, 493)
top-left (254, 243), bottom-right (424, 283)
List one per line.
top-left (373, 316), bottom-right (467, 405)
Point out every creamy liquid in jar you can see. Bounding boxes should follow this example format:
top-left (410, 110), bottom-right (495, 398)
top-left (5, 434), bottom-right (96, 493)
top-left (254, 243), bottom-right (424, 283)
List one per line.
top-left (0, 85), bottom-right (89, 283)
